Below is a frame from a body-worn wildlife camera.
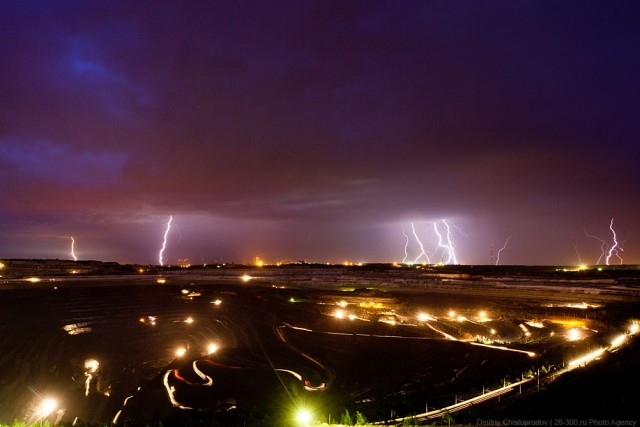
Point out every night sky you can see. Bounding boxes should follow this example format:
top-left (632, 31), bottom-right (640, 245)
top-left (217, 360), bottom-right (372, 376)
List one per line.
top-left (1, 1), bottom-right (639, 265)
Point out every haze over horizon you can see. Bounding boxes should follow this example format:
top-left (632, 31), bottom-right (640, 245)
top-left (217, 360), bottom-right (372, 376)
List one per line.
top-left (1, 1), bottom-right (639, 265)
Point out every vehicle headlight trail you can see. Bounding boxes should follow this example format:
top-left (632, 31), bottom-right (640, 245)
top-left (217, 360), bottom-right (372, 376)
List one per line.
top-left (159, 215), bottom-right (173, 266)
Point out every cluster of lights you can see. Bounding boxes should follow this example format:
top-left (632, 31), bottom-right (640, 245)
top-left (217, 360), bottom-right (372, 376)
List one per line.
top-left (333, 309), bottom-right (358, 320)
top-left (175, 341), bottom-right (221, 359)
top-left (139, 315), bottom-right (157, 326)
top-left (519, 323), bottom-right (532, 337)
top-left (241, 274), bottom-right (253, 282)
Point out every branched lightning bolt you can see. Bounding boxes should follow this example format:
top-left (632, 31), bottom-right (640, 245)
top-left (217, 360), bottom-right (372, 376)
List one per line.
top-left (584, 228), bottom-right (607, 265)
top-left (401, 227), bottom-right (409, 264)
top-left (606, 218), bottom-right (623, 265)
top-left (433, 220), bottom-right (458, 264)
top-left (159, 215), bottom-right (173, 266)
top-left (70, 236), bottom-right (78, 261)
top-left (411, 222), bottom-right (430, 264)
top-left (441, 219), bottom-right (458, 264)
top-left (495, 235), bottom-right (512, 266)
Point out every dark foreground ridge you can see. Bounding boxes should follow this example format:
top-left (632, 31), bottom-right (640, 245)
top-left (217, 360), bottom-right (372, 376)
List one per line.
top-left (0, 260), bottom-right (638, 426)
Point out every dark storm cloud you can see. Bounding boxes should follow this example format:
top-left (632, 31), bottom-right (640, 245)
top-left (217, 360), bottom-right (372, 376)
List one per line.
top-left (1, 1), bottom-right (639, 264)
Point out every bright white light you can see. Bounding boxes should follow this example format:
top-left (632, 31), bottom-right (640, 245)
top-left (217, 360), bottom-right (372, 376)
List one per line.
top-left (630, 323), bottom-right (639, 335)
top-left (456, 315), bottom-right (467, 322)
top-left (241, 274), bottom-right (252, 282)
top-left (185, 317), bottom-right (194, 324)
top-left (39, 398), bottom-right (57, 417)
top-left (334, 309), bottom-right (344, 319)
top-left (418, 313), bottom-right (429, 322)
top-left (569, 348), bottom-right (605, 367)
top-left (212, 299), bottom-right (222, 306)
top-left (84, 359), bottom-right (99, 373)
top-left (526, 321), bottom-right (545, 329)
top-left (338, 300), bottom-right (348, 308)
top-left (175, 347), bottom-right (187, 358)
top-left (610, 334), bottom-right (627, 349)
top-left (207, 343), bottom-right (219, 354)
top-left (26, 277), bottom-right (41, 283)
top-left (296, 409), bottom-right (312, 425)
top-left (448, 310), bottom-right (456, 318)
top-left (348, 314), bottom-right (357, 320)
top-left (567, 328), bottom-right (582, 341)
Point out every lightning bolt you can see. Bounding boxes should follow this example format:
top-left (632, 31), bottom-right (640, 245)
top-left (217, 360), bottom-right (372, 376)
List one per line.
top-left (495, 235), bottom-right (512, 266)
top-left (159, 215), bottom-right (173, 266)
top-left (574, 242), bottom-right (582, 266)
top-left (411, 222), bottom-right (430, 264)
top-left (606, 218), bottom-right (623, 265)
top-left (584, 228), bottom-right (607, 265)
top-left (70, 236), bottom-right (78, 261)
top-left (441, 219), bottom-right (458, 264)
top-left (401, 227), bottom-right (410, 264)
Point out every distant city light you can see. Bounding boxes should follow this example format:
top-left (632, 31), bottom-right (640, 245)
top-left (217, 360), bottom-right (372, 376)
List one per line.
top-left (241, 274), bottom-right (252, 282)
top-left (26, 277), bottom-right (41, 283)
top-left (185, 317), bottom-right (194, 324)
top-left (212, 299), bottom-right (222, 306)
top-left (175, 347), bottom-right (187, 358)
top-left (334, 309), bottom-right (344, 319)
top-left (338, 300), bottom-right (348, 308)
top-left (207, 343), bottom-right (219, 354)
top-left (156, 278), bottom-right (166, 284)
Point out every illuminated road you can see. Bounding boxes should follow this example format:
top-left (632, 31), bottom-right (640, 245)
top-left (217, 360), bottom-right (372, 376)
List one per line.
top-left (378, 326), bottom-right (638, 424)
top-left (376, 376), bottom-right (536, 424)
